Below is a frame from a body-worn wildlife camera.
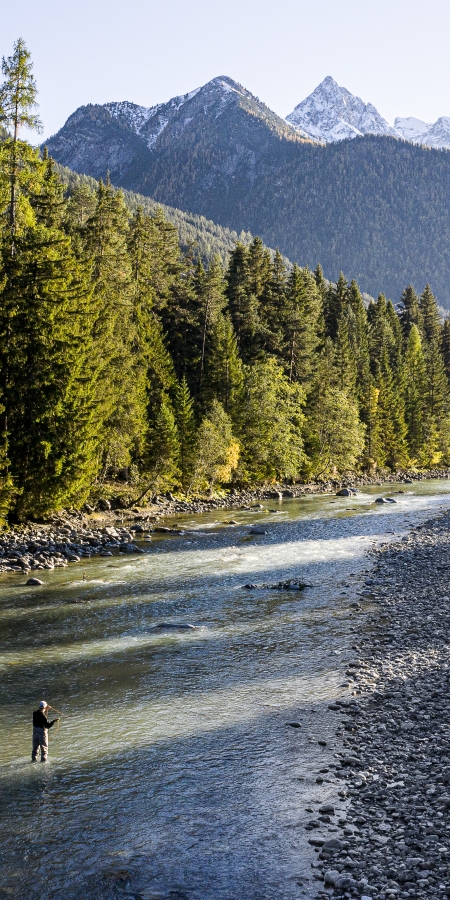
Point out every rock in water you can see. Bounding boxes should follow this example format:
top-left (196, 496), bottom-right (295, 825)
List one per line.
top-left (26, 577), bottom-right (44, 586)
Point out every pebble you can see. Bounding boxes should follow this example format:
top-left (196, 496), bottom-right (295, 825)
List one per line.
top-left (309, 507), bottom-right (450, 899)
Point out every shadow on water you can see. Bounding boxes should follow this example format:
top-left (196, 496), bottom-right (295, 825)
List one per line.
top-left (2, 482), bottom-right (450, 899)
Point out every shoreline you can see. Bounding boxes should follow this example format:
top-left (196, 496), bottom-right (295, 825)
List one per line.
top-left (308, 508), bottom-right (450, 899)
top-left (1, 468), bottom-right (450, 580)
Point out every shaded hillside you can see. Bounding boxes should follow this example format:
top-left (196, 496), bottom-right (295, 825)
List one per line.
top-left (55, 164), bottom-right (257, 266)
top-left (47, 77), bottom-right (450, 303)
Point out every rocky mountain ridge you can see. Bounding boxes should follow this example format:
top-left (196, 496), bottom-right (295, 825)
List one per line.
top-left (287, 76), bottom-right (450, 149)
top-left (45, 77), bottom-right (450, 302)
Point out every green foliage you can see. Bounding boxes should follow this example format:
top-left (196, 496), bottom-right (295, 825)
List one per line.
top-left (0, 39), bottom-right (449, 520)
top-left (236, 358), bottom-right (304, 483)
top-left (191, 399), bottom-right (238, 491)
top-left (174, 377), bottom-right (196, 490)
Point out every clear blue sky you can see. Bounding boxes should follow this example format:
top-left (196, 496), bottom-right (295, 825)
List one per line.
top-left (2, 0), bottom-right (450, 139)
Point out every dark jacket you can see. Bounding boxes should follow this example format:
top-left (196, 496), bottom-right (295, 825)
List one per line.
top-left (33, 709), bottom-right (57, 729)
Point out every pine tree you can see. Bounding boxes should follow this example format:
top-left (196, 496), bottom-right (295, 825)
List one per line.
top-left (206, 313), bottom-right (243, 415)
top-left (323, 271), bottom-right (348, 340)
top-left (375, 348), bottom-right (409, 469)
top-left (145, 393), bottom-right (180, 493)
top-left (237, 358), bottom-right (304, 483)
top-left (0, 178), bottom-right (102, 517)
top-left (65, 182), bottom-right (97, 232)
top-left (174, 376), bottom-right (196, 491)
top-left (403, 325), bottom-right (426, 460)
top-left (84, 179), bottom-right (146, 476)
top-left (0, 39), bottom-right (42, 234)
top-left (284, 265), bottom-right (321, 385)
top-left (398, 284), bottom-right (420, 343)
top-left (196, 254), bottom-right (227, 397)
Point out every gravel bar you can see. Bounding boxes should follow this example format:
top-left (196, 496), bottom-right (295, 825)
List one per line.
top-left (309, 510), bottom-right (450, 900)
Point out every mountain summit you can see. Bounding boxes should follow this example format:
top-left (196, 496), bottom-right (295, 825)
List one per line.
top-left (287, 76), bottom-right (450, 149)
top-left (46, 76), bottom-right (306, 191)
top-left (286, 76), bottom-right (397, 142)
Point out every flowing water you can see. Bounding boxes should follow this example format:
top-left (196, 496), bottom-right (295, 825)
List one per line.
top-left (2, 480), bottom-right (450, 900)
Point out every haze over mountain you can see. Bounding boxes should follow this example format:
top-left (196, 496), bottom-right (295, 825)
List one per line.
top-left (286, 76), bottom-right (450, 149)
top-left (46, 75), bottom-right (450, 303)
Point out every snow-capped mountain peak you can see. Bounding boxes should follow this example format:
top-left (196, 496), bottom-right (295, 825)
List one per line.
top-left (105, 77), bottom-right (247, 149)
top-left (394, 116), bottom-right (430, 143)
top-left (286, 76), bottom-right (397, 143)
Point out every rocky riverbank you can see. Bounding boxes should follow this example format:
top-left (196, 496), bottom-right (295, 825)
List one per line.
top-left (308, 509), bottom-right (450, 900)
top-left (1, 467), bottom-right (450, 578)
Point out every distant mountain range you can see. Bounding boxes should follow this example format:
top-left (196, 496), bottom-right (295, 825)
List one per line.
top-left (46, 76), bottom-right (450, 303)
top-left (286, 76), bottom-right (450, 149)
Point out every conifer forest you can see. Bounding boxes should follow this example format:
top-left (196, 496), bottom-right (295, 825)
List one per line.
top-left (1, 40), bottom-right (450, 522)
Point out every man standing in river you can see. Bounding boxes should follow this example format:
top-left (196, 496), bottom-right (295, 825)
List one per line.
top-left (32, 701), bottom-right (59, 762)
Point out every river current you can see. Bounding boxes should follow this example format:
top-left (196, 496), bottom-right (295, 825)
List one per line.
top-left (2, 481), bottom-right (450, 900)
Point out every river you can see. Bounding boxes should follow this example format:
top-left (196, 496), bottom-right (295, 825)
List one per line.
top-left (1, 480), bottom-right (450, 900)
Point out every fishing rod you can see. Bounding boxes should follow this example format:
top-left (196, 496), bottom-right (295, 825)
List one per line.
top-left (48, 705), bottom-right (65, 716)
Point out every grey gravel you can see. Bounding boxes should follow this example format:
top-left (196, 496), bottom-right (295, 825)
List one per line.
top-left (311, 507), bottom-right (450, 899)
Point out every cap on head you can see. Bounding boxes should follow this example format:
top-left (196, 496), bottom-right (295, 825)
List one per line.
top-left (39, 700), bottom-right (48, 709)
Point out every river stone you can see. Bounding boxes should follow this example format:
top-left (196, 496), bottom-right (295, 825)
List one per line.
top-left (324, 869), bottom-right (340, 886)
top-left (248, 528), bottom-right (268, 535)
top-left (322, 838), bottom-right (343, 851)
top-left (26, 577), bottom-right (44, 586)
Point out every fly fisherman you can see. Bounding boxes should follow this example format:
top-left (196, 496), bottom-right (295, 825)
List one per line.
top-left (32, 701), bottom-right (60, 762)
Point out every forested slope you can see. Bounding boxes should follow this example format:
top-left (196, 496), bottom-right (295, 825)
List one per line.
top-left (55, 163), bottom-right (258, 267)
top-left (48, 87), bottom-right (450, 304)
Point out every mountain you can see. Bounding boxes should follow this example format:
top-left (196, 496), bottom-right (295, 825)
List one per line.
top-left (46, 78), bottom-right (450, 303)
top-left (287, 78), bottom-right (450, 150)
top-left (286, 76), bottom-right (397, 142)
top-left (46, 76), bottom-right (307, 194)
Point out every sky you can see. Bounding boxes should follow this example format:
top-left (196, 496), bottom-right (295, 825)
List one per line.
top-left (2, 0), bottom-right (450, 140)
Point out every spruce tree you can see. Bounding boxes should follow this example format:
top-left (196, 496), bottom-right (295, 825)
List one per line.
top-left (84, 179), bottom-right (146, 476)
top-left (442, 317), bottom-right (450, 383)
top-left (0, 173), bottom-right (101, 516)
top-left (398, 284), bottom-right (420, 343)
top-left (237, 358), bottom-right (304, 483)
top-left (196, 254), bottom-right (227, 397)
top-left (403, 325), bottom-right (426, 460)
top-left (259, 249), bottom-right (287, 356)
top-left (375, 348), bottom-right (409, 469)
top-left (226, 241), bottom-right (262, 364)
top-left (419, 284), bottom-right (441, 345)
top-left (0, 39), bottom-right (42, 234)
top-left (284, 265), bottom-right (320, 385)
top-left (206, 313), bottom-right (243, 415)
top-left (174, 376), bottom-right (196, 491)
top-left (145, 393), bottom-right (180, 493)
top-left (323, 272), bottom-right (348, 340)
